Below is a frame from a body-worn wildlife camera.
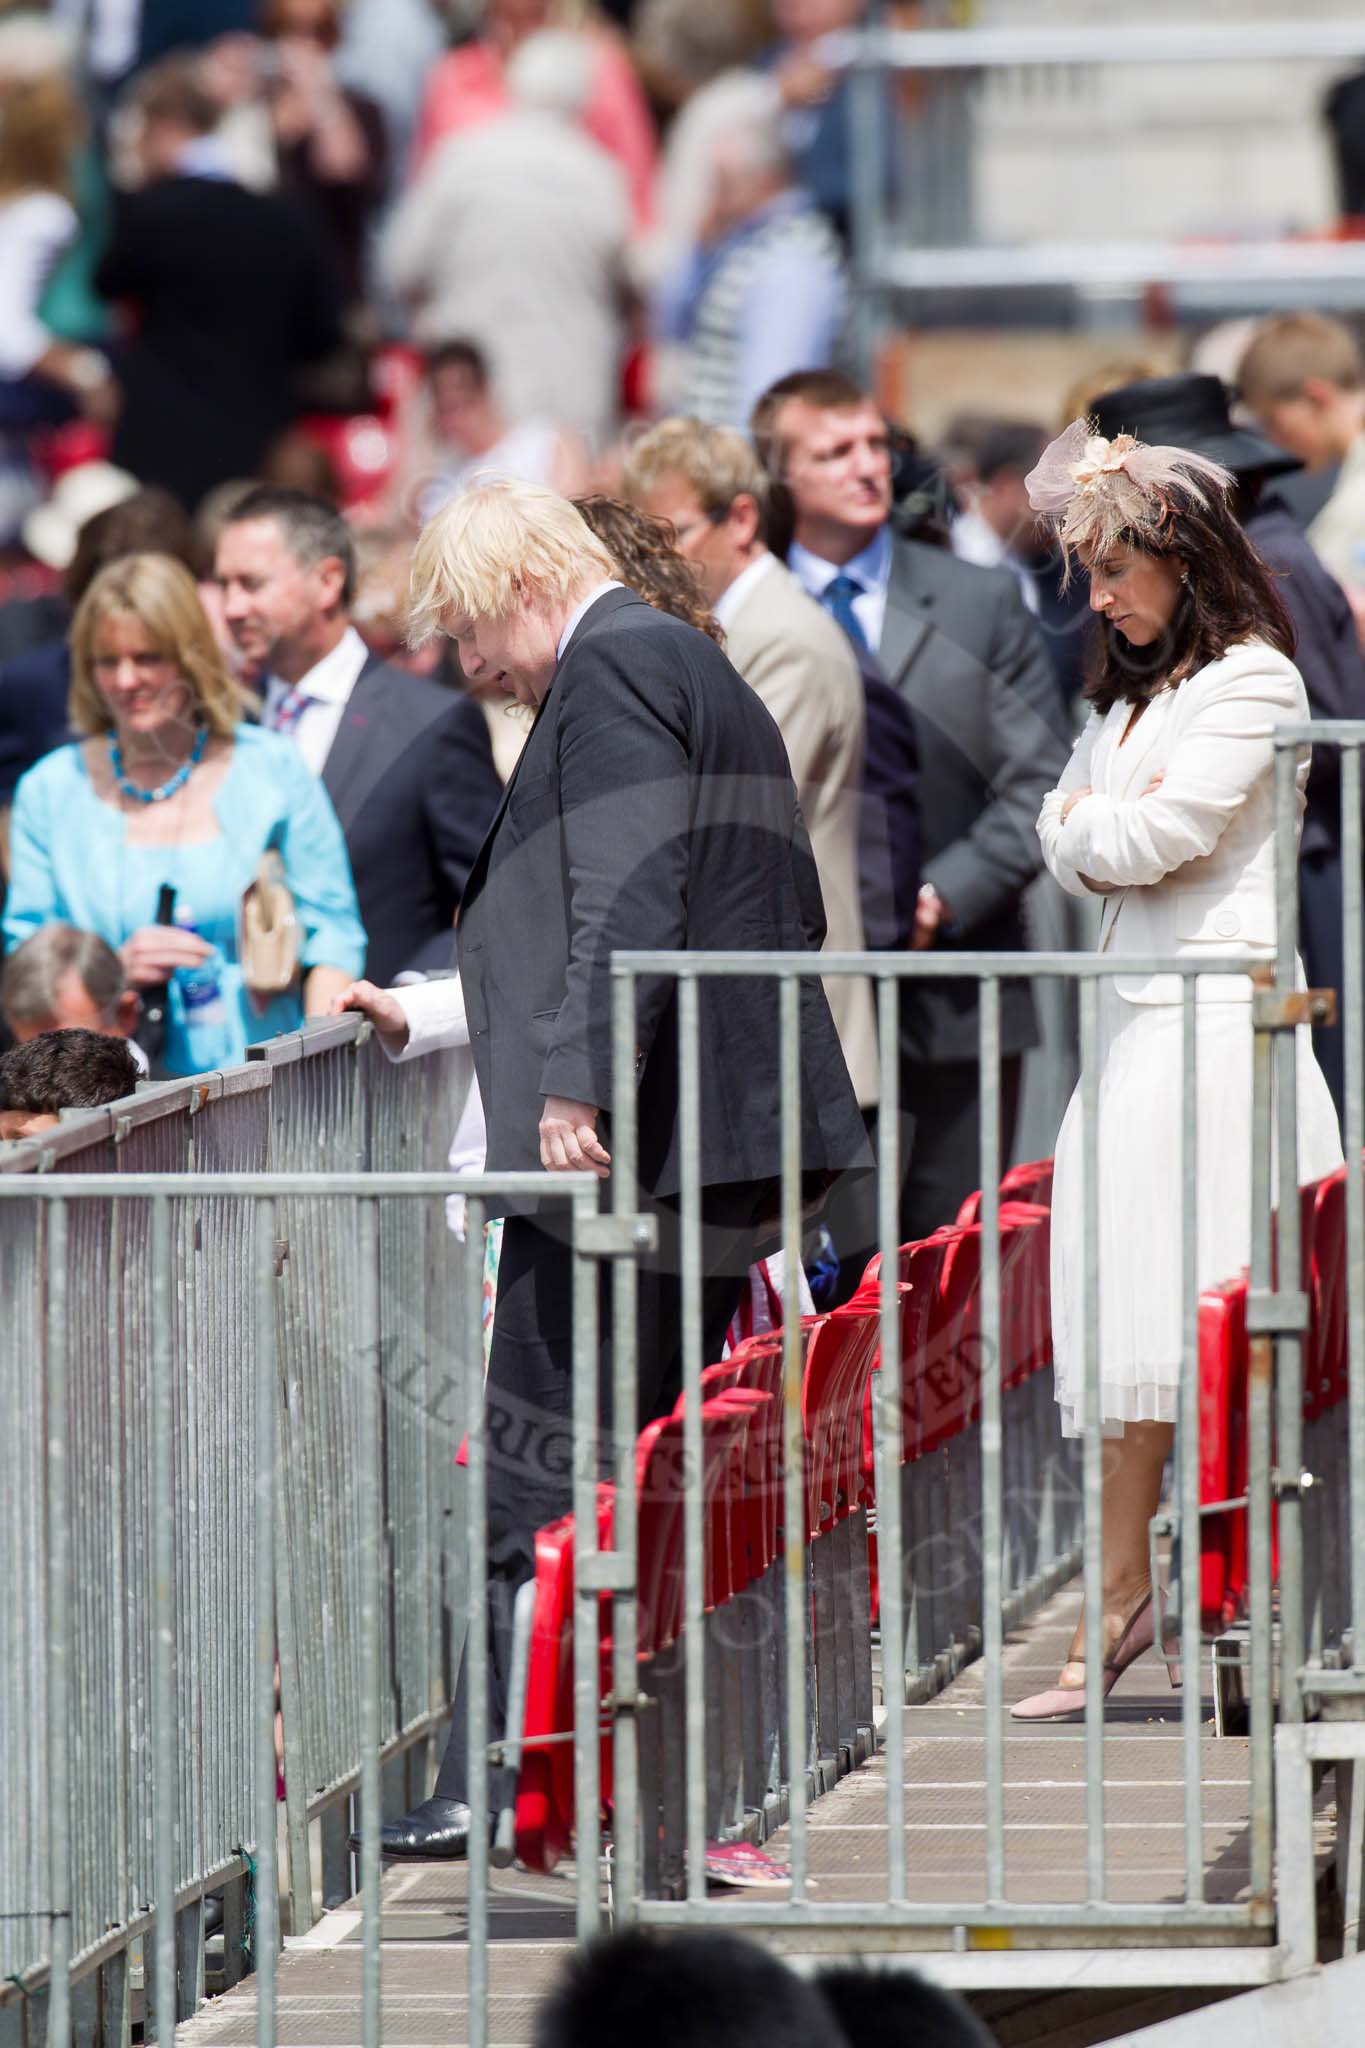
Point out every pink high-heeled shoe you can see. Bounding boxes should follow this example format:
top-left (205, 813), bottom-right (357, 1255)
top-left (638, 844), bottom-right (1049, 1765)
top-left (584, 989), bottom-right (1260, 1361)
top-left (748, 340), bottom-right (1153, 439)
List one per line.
top-left (1010, 1591), bottom-right (1179, 1722)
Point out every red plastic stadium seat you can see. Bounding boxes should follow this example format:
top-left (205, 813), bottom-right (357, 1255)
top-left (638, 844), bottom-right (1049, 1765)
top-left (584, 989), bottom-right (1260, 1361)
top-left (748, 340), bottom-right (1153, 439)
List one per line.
top-left (1197, 1276), bottom-right (1249, 1630)
top-left (955, 1157), bottom-right (1054, 1228)
top-left (514, 1485), bottom-right (614, 1872)
top-left (1307, 1168), bottom-right (1346, 1420)
top-left (1003, 1158), bottom-right (1054, 1209)
top-left (802, 1307), bottom-right (881, 1537)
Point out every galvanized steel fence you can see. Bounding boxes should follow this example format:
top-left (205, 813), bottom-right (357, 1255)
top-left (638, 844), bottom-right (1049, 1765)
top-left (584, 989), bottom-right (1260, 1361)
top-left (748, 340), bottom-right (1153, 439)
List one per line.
top-left (594, 948), bottom-right (1294, 1968)
top-left (835, 17), bottom-right (1365, 352)
top-left (9, 730), bottom-right (1365, 2047)
top-left (0, 1018), bottom-right (484, 2043)
top-left (1270, 730), bottom-right (1365, 1973)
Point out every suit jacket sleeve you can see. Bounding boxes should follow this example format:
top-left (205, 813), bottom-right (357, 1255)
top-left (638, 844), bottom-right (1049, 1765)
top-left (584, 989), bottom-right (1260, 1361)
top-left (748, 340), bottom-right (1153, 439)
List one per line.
top-left (1285, 542), bottom-right (1365, 831)
top-left (540, 636), bottom-right (691, 1109)
top-left (420, 693), bottom-right (503, 914)
top-left (791, 803), bottom-right (828, 953)
top-left (920, 657), bottom-right (1066, 935)
top-left (275, 747), bottom-right (368, 975)
top-left (739, 626), bottom-right (840, 796)
top-left (983, 569), bottom-right (1073, 743)
top-left (1058, 657), bottom-right (1297, 889)
top-left (1247, 515), bottom-right (1365, 840)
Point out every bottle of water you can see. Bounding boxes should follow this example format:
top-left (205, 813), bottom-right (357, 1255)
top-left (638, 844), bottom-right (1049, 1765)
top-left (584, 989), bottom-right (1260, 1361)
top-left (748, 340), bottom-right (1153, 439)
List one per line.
top-left (174, 904), bottom-right (228, 1055)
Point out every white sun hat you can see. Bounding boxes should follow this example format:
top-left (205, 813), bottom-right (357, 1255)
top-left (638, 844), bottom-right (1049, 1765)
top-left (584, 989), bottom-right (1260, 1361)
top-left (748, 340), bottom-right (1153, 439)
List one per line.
top-left (22, 460), bottom-right (141, 570)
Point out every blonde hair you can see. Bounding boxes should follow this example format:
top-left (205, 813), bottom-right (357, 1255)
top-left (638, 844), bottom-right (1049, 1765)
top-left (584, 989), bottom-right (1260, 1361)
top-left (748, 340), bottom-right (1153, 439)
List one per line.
top-left (0, 65), bottom-right (82, 202)
top-left (622, 415), bottom-right (770, 521)
top-left (406, 475), bottom-right (615, 647)
top-left (1237, 313), bottom-right (1365, 407)
top-left (70, 554), bottom-right (250, 739)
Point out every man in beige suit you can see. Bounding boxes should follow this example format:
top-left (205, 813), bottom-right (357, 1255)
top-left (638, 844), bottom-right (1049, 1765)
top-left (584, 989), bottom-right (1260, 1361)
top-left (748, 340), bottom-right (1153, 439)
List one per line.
top-left (623, 416), bottom-right (878, 1115)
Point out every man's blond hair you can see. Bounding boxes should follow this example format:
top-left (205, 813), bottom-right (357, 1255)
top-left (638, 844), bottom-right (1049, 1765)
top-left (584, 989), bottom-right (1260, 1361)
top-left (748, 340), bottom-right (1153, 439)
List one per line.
top-left (407, 475), bottom-right (615, 646)
top-left (622, 417), bottom-right (771, 522)
top-left (1237, 313), bottom-right (1365, 407)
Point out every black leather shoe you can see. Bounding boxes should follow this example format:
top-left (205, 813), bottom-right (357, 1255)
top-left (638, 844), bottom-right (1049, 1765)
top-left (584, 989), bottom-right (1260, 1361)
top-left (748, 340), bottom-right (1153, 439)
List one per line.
top-left (349, 1796), bottom-right (473, 1861)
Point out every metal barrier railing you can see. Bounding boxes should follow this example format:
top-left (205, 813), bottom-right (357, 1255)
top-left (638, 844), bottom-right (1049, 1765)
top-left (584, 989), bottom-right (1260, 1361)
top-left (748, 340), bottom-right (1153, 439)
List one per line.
top-left (249, 1018), bottom-right (474, 1929)
top-left (0, 1019), bottom-right (487, 2042)
top-left (1, 1071), bottom-right (275, 2046)
top-left (8, 865), bottom-right (1365, 2039)
top-left (1272, 727), bottom-right (1365, 1696)
top-left (591, 945), bottom-right (1331, 1975)
top-left (834, 15), bottom-right (1365, 348)
top-left (1269, 729), bottom-right (1365, 1973)
top-left (0, 1157), bottom-right (601, 2048)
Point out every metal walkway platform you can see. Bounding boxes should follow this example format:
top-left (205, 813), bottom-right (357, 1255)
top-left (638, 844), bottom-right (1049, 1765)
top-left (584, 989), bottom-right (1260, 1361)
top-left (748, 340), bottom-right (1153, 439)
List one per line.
top-left (177, 1580), bottom-right (1324, 2048)
top-left (749, 1579), bottom-right (1258, 1919)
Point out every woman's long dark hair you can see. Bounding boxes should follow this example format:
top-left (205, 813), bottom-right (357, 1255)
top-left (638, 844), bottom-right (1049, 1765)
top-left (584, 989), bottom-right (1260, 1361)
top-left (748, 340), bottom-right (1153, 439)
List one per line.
top-left (573, 495), bottom-right (725, 645)
top-left (1083, 482), bottom-right (1295, 713)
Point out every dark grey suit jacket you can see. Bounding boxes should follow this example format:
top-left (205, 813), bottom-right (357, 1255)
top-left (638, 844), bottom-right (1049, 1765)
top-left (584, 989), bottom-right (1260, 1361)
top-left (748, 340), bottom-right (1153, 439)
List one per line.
top-left (877, 537), bottom-right (1070, 1061)
top-left (457, 589), bottom-right (868, 1207)
top-left (321, 653), bottom-right (502, 985)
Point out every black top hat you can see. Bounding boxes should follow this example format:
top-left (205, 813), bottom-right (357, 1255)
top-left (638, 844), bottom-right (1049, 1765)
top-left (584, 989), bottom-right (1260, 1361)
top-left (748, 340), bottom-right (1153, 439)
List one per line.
top-left (1089, 372), bottom-right (1301, 482)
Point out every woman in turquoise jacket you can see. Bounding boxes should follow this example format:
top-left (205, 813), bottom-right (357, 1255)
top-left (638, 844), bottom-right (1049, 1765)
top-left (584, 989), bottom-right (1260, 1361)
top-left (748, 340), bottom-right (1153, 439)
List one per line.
top-left (3, 552), bottom-right (366, 1075)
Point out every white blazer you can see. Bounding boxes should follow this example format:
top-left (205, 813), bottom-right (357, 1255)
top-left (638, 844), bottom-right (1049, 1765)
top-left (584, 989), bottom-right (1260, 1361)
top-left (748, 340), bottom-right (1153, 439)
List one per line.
top-left (1037, 640), bottom-right (1310, 1004)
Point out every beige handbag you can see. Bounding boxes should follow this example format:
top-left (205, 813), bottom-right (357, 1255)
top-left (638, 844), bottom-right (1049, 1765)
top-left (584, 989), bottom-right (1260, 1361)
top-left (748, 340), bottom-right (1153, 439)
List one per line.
top-left (240, 849), bottom-right (301, 1004)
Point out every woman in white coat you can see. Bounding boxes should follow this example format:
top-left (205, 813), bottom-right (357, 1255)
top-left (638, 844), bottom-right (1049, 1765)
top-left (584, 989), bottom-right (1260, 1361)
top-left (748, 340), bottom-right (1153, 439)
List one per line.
top-left (1013, 419), bottom-right (1343, 1720)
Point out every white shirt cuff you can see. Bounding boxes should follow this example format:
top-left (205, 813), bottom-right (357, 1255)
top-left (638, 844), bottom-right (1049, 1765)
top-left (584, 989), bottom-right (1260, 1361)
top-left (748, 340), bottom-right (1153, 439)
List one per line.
top-left (381, 975), bottom-right (470, 1061)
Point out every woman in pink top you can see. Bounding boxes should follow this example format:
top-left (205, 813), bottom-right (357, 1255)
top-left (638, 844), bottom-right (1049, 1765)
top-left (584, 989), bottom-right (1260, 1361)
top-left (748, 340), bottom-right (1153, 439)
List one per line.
top-left (409, 0), bottom-right (657, 228)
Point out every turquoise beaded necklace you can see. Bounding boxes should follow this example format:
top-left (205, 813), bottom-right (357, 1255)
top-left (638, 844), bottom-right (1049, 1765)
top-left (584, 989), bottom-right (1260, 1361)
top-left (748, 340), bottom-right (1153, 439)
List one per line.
top-left (109, 725), bottom-right (208, 804)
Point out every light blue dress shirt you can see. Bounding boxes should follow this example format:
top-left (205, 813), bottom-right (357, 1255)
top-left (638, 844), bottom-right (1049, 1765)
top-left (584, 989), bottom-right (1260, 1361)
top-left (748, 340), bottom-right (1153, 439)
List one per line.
top-left (3, 724), bottom-right (367, 1076)
top-left (789, 525), bottom-right (893, 656)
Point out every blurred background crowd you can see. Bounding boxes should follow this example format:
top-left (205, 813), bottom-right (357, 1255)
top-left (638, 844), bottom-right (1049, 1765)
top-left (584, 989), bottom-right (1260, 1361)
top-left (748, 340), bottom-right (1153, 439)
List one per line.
top-left (4, 0), bottom-right (1365, 1269)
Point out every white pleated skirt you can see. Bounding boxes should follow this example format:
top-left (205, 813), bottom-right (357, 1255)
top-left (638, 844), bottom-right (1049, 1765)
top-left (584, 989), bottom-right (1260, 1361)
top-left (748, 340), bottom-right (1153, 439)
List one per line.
top-left (1050, 980), bottom-right (1343, 1438)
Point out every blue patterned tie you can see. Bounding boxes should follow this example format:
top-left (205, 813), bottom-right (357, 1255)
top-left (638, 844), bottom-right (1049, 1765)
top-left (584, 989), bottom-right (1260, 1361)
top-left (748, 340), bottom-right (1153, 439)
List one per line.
top-left (822, 572), bottom-right (869, 653)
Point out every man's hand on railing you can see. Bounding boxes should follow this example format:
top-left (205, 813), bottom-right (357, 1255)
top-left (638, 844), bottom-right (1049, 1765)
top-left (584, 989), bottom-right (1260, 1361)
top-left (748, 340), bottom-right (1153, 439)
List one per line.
top-left (330, 978), bottom-right (411, 1052)
top-left (540, 1096), bottom-right (611, 1178)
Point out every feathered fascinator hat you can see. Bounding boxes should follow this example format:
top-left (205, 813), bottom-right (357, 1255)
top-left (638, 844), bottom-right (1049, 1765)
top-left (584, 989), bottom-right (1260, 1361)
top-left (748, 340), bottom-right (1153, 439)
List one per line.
top-left (1025, 416), bottom-right (1233, 563)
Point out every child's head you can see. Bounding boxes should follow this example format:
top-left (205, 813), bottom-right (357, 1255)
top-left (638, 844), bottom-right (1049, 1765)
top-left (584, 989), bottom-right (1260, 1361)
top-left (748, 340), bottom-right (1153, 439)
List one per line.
top-left (0, 1027), bottom-right (140, 1139)
top-left (1237, 313), bottom-right (1365, 469)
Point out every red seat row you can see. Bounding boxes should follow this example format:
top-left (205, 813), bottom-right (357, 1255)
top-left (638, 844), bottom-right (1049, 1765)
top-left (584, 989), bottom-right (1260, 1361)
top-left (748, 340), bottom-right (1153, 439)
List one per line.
top-left (513, 1306), bottom-right (887, 1869)
top-left (855, 1197), bottom-right (1052, 1481)
top-left (1197, 1162), bottom-right (1352, 1628)
top-left (509, 1164), bottom-right (1062, 1873)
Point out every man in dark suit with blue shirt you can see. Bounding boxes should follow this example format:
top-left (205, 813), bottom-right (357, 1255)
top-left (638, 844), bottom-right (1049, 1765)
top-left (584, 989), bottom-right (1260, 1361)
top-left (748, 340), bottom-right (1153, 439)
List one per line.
top-left (754, 370), bottom-right (1069, 1240)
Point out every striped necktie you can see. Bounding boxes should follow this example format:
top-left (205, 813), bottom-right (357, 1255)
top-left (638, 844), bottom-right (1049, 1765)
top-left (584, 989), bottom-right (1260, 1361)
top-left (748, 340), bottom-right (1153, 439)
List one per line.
top-left (822, 573), bottom-right (869, 653)
top-left (270, 685), bottom-right (311, 736)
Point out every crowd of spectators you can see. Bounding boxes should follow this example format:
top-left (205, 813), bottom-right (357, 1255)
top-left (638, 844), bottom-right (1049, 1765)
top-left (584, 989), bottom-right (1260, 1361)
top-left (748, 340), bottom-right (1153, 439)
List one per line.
top-left (0, 0), bottom-right (1363, 1270)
